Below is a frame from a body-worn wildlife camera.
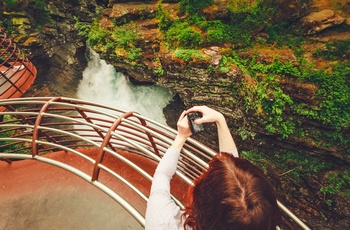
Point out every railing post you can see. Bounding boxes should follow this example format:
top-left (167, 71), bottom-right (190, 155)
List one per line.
top-left (92, 111), bottom-right (134, 181)
top-left (31, 97), bottom-right (62, 157)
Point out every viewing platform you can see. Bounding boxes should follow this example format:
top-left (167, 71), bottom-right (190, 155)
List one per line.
top-left (0, 97), bottom-right (311, 230)
top-left (0, 28), bottom-right (37, 111)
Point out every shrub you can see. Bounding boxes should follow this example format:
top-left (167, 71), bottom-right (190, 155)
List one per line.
top-left (75, 17), bottom-right (142, 61)
top-left (174, 48), bottom-right (205, 61)
top-left (298, 62), bottom-right (350, 129)
top-left (3, 0), bottom-right (17, 9)
top-left (156, 4), bottom-right (172, 31)
top-left (313, 40), bottom-right (350, 61)
top-left (165, 21), bottom-right (203, 48)
top-left (179, 0), bottom-right (214, 14)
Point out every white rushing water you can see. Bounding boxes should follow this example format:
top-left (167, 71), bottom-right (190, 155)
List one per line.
top-left (76, 49), bottom-right (173, 124)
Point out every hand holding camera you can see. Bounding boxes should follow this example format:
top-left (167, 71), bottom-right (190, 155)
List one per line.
top-left (187, 112), bottom-right (205, 134)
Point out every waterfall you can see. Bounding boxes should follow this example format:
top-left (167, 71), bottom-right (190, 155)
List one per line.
top-left (76, 49), bottom-right (173, 124)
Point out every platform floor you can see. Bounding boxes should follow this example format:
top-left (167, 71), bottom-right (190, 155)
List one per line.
top-left (0, 155), bottom-right (144, 230)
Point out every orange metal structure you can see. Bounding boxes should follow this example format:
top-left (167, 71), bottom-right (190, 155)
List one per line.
top-left (0, 28), bottom-right (37, 110)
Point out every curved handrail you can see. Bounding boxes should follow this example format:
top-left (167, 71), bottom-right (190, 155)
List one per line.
top-left (0, 97), bottom-right (310, 229)
top-left (0, 28), bottom-right (37, 106)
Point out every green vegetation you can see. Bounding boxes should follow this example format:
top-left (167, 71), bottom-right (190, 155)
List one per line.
top-left (165, 21), bottom-right (204, 48)
top-left (0, 115), bottom-right (27, 153)
top-left (3, 0), bottom-right (17, 9)
top-left (313, 40), bottom-right (350, 61)
top-left (241, 69), bottom-right (295, 138)
top-left (179, 0), bottom-right (214, 14)
top-left (173, 48), bottom-right (207, 61)
top-left (74, 18), bottom-right (142, 62)
top-left (321, 169), bottom-right (350, 201)
top-left (157, 0), bottom-right (280, 49)
top-left (2, 0), bottom-right (50, 31)
top-left (242, 148), bottom-right (350, 205)
top-left (296, 62), bottom-right (350, 129)
top-left (265, 22), bottom-right (306, 49)
top-left (73, 0), bottom-right (350, 206)
top-left (215, 49), bottom-right (350, 138)
top-left (3, 0), bottom-right (46, 10)
top-left (156, 3), bottom-right (172, 31)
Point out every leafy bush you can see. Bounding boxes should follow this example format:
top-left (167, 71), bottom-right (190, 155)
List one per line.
top-left (230, 49), bottom-right (350, 136)
top-left (179, 0), bottom-right (214, 14)
top-left (165, 21), bottom-right (203, 48)
top-left (3, 0), bottom-right (17, 9)
top-left (203, 20), bottom-right (231, 45)
top-left (156, 4), bottom-right (172, 31)
top-left (75, 18), bottom-right (142, 61)
top-left (232, 56), bottom-right (296, 137)
top-left (298, 61), bottom-right (350, 129)
top-left (321, 169), bottom-right (350, 201)
top-left (158, 0), bottom-right (281, 48)
top-left (173, 48), bottom-right (206, 61)
top-left (74, 16), bottom-right (91, 37)
top-left (313, 40), bottom-right (350, 61)
top-left (265, 22), bottom-right (305, 48)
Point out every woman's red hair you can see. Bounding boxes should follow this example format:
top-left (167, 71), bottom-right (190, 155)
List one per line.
top-left (183, 152), bottom-right (281, 230)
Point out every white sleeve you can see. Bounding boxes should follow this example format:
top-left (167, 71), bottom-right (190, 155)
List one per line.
top-left (150, 148), bottom-right (180, 193)
top-left (227, 148), bottom-right (239, 158)
top-left (145, 148), bottom-right (185, 230)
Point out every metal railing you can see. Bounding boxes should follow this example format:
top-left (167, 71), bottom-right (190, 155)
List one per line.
top-left (0, 29), bottom-right (37, 103)
top-left (0, 97), bottom-right (310, 229)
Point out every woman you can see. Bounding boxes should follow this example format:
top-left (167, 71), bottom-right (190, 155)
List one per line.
top-left (145, 106), bottom-right (281, 230)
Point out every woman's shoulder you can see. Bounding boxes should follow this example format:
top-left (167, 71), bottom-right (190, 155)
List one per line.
top-left (145, 208), bottom-right (186, 230)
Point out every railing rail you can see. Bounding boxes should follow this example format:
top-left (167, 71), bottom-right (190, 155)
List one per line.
top-left (0, 29), bottom-right (37, 103)
top-left (0, 97), bottom-right (310, 229)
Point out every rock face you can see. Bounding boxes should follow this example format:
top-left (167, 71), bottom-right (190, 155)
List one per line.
top-left (294, 9), bottom-right (345, 35)
top-left (1, 0), bottom-right (348, 155)
top-left (1, 0), bottom-right (98, 97)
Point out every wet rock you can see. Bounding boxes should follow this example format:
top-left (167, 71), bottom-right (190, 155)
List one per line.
top-left (238, 47), bottom-right (299, 66)
top-left (203, 0), bottom-right (230, 20)
top-left (109, 3), bottom-right (157, 24)
top-left (46, 2), bottom-right (67, 19)
top-left (203, 46), bottom-right (222, 66)
top-left (294, 9), bottom-right (345, 35)
top-left (346, 17), bottom-right (350, 26)
top-left (274, 0), bottom-right (310, 21)
top-left (22, 37), bottom-right (39, 47)
top-left (279, 79), bottom-right (318, 104)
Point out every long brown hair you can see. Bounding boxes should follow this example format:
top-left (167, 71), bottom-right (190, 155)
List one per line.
top-left (183, 152), bottom-right (281, 230)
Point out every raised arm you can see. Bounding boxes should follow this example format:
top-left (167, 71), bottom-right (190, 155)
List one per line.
top-left (186, 106), bottom-right (237, 153)
top-left (170, 110), bottom-right (192, 152)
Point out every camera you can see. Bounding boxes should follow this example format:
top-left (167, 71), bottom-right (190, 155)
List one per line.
top-left (187, 112), bottom-right (205, 134)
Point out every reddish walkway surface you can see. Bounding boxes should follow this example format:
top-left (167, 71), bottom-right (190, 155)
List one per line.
top-left (0, 149), bottom-right (189, 229)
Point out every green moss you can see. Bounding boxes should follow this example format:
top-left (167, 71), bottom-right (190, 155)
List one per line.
top-left (165, 21), bottom-right (203, 48)
top-left (179, 0), bottom-right (214, 14)
top-left (173, 48), bottom-right (206, 61)
top-left (298, 61), bottom-right (350, 129)
top-left (75, 18), bottom-right (142, 62)
top-left (3, 0), bottom-right (17, 9)
top-left (313, 40), bottom-right (350, 61)
top-left (320, 169), bottom-right (350, 200)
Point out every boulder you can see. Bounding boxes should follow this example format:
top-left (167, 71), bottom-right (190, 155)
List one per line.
top-left (294, 9), bottom-right (345, 35)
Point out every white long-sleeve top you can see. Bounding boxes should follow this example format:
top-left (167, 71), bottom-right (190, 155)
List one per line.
top-left (145, 148), bottom-right (239, 230)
